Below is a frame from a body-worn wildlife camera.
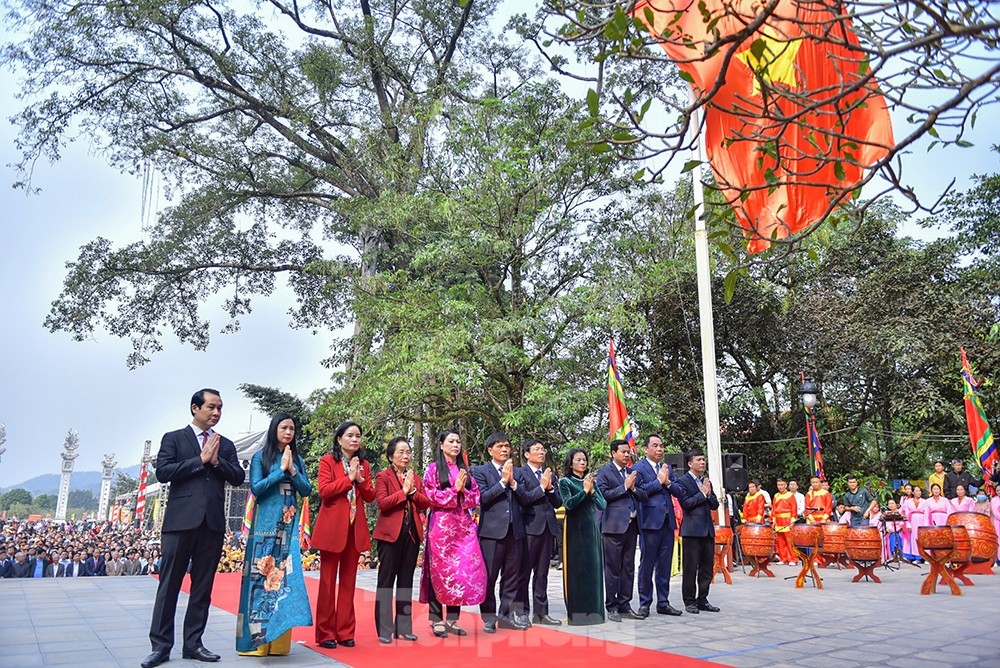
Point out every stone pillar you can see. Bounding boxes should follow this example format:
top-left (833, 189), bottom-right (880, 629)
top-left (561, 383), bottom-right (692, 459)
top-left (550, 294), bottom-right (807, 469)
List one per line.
top-left (98, 453), bottom-right (117, 521)
top-left (55, 430), bottom-right (80, 522)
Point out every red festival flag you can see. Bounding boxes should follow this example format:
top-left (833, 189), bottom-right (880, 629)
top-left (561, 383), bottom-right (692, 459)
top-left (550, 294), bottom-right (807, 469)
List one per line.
top-left (241, 491), bottom-right (256, 536)
top-left (608, 338), bottom-right (638, 456)
top-left (633, 0), bottom-right (894, 253)
top-left (135, 460), bottom-right (148, 523)
top-left (806, 407), bottom-right (825, 481)
top-left (299, 497), bottom-right (312, 549)
top-left (961, 348), bottom-right (997, 493)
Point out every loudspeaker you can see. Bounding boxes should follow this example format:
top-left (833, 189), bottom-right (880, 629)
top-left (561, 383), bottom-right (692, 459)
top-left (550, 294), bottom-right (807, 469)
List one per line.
top-left (722, 452), bottom-right (749, 492)
top-left (664, 453), bottom-right (686, 474)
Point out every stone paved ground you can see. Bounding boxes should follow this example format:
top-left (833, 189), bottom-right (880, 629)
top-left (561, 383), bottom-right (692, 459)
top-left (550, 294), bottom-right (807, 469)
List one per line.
top-left (3, 557), bottom-right (997, 667)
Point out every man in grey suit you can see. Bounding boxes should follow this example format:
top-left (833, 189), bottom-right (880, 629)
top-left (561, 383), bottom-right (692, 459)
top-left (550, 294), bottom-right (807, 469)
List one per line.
top-left (142, 388), bottom-right (245, 668)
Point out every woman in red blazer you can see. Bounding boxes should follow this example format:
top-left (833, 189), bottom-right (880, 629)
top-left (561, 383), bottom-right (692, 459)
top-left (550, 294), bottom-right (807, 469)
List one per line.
top-left (311, 421), bottom-right (376, 649)
top-left (373, 437), bottom-right (431, 643)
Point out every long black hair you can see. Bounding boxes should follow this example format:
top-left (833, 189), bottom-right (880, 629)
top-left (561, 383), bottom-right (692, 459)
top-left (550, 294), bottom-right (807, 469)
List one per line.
top-left (434, 429), bottom-right (467, 489)
top-left (331, 420), bottom-right (365, 462)
top-left (261, 412), bottom-right (303, 474)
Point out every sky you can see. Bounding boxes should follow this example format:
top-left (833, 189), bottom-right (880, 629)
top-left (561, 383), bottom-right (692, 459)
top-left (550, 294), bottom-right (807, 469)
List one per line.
top-left (1, 11), bottom-right (998, 490)
top-left (0, 83), bottom-right (341, 489)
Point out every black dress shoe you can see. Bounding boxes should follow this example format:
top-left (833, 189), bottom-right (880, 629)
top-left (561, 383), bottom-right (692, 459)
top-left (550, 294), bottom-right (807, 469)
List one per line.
top-left (445, 622), bottom-right (467, 636)
top-left (340, 639), bottom-right (356, 647)
top-left (379, 636), bottom-right (392, 644)
top-left (181, 646), bottom-right (220, 662)
top-left (532, 614), bottom-right (563, 625)
top-left (636, 605), bottom-right (650, 618)
top-left (619, 607), bottom-right (644, 620)
top-left (395, 633), bottom-right (418, 641)
top-left (497, 616), bottom-right (528, 630)
top-left (483, 620), bottom-right (497, 634)
top-left (657, 604), bottom-right (683, 616)
top-left (606, 610), bottom-right (622, 622)
top-left (697, 603), bottom-right (721, 612)
top-left (685, 604), bottom-right (700, 614)
top-left (514, 613), bottom-right (533, 628)
top-left (318, 640), bottom-right (337, 649)
top-left (141, 650), bottom-right (170, 668)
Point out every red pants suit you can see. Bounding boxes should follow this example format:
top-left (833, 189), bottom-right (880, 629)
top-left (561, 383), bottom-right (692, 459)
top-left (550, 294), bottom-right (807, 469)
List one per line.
top-left (311, 453), bottom-right (376, 644)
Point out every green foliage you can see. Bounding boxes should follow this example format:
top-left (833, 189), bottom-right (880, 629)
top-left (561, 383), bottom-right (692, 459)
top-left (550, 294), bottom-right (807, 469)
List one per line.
top-left (111, 471), bottom-right (139, 499)
top-left (0, 487), bottom-right (32, 509)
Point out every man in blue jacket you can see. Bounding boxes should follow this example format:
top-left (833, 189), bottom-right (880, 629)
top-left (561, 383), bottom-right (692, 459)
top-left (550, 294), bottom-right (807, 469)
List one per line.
top-left (633, 434), bottom-right (683, 617)
top-left (674, 449), bottom-right (720, 614)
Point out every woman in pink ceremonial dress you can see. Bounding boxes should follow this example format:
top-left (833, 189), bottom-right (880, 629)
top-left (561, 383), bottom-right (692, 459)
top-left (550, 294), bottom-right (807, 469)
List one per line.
top-left (926, 483), bottom-right (951, 527)
top-left (419, 429), bottom-right (487, 638)
top-left (900, 485), bottom-right (927, 562)
top-left (949, 484), bottom-right (976, 514)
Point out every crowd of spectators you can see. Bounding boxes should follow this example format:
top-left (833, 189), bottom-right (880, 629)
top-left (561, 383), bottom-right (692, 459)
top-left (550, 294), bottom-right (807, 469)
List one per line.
top-left (0, 518), bottom-right (163, 578)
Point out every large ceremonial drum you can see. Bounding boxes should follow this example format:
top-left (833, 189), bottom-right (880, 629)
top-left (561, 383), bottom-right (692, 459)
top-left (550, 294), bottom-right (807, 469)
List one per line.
top-left (821, 523), bottom-right (847, 554)
top-left (947, 512), bottom-right (998, 564)
top-left (917, 525), bottom-right (954, 552)
top-left (950, 526), bottom-right (971, 564)
top-left (845, 525), bottom-right (882, 562)
top-left (714, 525), bottom-right (734, 546)
top-left (740, 523), bottom-right (775, 558)
top-left (791, 524), bottom-right (824, 550)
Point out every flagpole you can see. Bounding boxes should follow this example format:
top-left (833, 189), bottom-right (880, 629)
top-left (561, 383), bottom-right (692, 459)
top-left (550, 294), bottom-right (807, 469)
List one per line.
top-left (690, 91), bottom-right (726, 524)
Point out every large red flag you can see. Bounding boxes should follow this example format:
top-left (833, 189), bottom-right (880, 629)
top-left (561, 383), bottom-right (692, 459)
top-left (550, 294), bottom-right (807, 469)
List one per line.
top-left (633, 0), bottom-right (894, 253)
top-left (961, 348), bottom-right (997, 494)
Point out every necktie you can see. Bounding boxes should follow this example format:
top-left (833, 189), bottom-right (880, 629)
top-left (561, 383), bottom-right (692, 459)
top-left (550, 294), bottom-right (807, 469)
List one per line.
top-left (536, 469), bottom-right (542, 482)
top-left (345, 460), bottom-right (356, 523)
top-left (620, 467), bottom-right (626, 480)
top-left (200, 431), bottom-right (209, 448)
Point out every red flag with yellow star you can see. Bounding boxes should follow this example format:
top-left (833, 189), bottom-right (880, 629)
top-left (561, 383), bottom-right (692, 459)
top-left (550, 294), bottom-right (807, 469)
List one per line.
top-left (633, 0), bottom-right (893, 253)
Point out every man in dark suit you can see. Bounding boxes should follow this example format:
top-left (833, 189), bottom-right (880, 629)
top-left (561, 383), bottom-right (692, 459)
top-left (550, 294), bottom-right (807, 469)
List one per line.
top-left (142, 388), bottom-right (245, 668)
top-left (633, 433), bottom-right (683, 617)
top-left (472, 432), bottom-right (530, 633)
top-left (64, 552), bottom-right (86, 577)
top-left (10, 551), bottom-right (32, 578)
top-left (596, 439), bottom-right (648, 622)
top-left (514, 439), bottom-right (563, 625)
top-left (674, 449), bottom-right (720, 614)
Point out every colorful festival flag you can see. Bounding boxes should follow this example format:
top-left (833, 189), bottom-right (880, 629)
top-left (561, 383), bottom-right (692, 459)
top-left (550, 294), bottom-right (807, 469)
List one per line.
top-left (241, 490), bottom-right (256, 536)
top-left (632, 0), bottom-right (894, 253)
top-left (608, 338), bottom-right (638, 456)
top-left (299, 497), bottom-right (312, 549)
top-left (806, 407), bottom-right (825, 481)
top-left (135, 460), bottom-right (148, 524)
top-left (961, 348), bottom-right (997, 493)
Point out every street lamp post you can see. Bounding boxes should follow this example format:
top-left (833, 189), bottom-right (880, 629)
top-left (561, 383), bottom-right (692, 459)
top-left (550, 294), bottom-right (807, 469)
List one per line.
top-left (798, 375), bottom-right (824, 480)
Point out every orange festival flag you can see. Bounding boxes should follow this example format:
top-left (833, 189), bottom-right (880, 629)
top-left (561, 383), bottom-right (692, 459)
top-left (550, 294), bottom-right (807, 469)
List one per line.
top-left (299, 496), bottom-right (312, 549)
top-left (632, 0), bottom-right (894, 252)
top-left (608, 338), bottom-right (638, 456)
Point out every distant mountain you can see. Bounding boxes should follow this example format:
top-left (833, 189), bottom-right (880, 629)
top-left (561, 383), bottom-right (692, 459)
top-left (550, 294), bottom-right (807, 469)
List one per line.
top-left (1, 465), bottom-right (143, 496)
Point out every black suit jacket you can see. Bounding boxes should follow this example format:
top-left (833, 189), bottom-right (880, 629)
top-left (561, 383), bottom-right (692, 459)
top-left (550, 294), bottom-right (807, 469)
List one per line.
top-left (156, 426), bottom-right (245, 533)
top-left (472, 461), bottom-right (527, 540)
top-left (515, 464), bottom-right (562, 537)
top-left (11, 560), bottom-right (32, 578)
top-left (675, 472), bottom-right (719, 538)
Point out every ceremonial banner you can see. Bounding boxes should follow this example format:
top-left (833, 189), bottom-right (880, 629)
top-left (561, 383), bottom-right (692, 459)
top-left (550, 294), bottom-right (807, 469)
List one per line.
top-left (961, 348), bottom-right (997, 493)
top-left (608, 338), bottom-right (638, 456)
top-left (299, 497), bottom-right (312, 549)
top-left (633, 0), bottom-right (893, 252)
top-left (135, 461), bottom-right (148, 524)
top-left (241, 490), bottom-right (256, 536)
top-left (806, 407), bottom-right (825, 481)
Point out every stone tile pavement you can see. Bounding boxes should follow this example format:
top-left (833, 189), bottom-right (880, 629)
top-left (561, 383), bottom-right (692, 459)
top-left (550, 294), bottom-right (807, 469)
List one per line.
top-left (2, 557), bottom-right (997, 667)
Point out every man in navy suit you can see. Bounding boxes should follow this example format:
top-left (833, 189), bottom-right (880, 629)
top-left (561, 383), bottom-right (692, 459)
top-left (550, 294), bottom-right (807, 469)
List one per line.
top-left (472, 432), bottom-right (530, 633)
top-left (514, 439), bottom-right (563, 625)
top-left (633, 434), bottom-right (683, 617)
top-left (596, 439), bottom-right (648, 622)
top-left (142, 388), bottom-right (245, 668)
top-left (674, 449), bottom-right (720, 614)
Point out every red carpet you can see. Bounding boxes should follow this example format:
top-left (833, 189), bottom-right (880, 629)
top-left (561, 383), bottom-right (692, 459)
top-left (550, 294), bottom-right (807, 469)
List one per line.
top-left (192, 573), bottom-right (724, 666)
